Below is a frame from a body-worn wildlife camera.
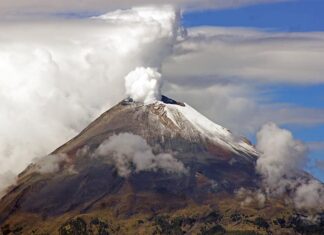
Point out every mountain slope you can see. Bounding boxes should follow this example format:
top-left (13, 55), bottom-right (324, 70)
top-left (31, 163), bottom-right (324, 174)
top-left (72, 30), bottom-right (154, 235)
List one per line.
top-left (0, 96), bottom-right (323, 235)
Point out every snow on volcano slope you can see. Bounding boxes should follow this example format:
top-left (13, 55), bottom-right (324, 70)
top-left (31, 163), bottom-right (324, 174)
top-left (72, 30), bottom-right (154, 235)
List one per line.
top-left (156, 101), bottom-right (259, 157)
top-left (48, 96), bottom-right (258, 161)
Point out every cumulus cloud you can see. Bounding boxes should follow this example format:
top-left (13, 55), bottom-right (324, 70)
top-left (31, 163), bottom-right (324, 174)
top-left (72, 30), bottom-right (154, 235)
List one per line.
top-left (0, 5), bottom-right (179, 186)
top-left (0, 0), bottom-right (286, 18)
top-left (256, 123), bottom-right (324, 209)
top-left (95, 133), bottom-right (188, 177)
top-left (125, 67), bottom-right (162, 104)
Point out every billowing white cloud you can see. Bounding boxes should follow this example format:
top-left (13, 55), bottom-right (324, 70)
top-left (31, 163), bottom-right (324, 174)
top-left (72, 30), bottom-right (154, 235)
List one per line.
top-left (0, 0), bottom-right (285, 18)
top-left (0, 6), bottom-right (179, 182)
top-left (95, 133), bottom-right (188, 176)
top-left (164, 27), bottom-right (324, 84)
top-left (125, 67), bottom-right (162, 104)
top-left (256, 123), bottom-right (324, 209)
top-left (256, 122), bottom-right (308, 191)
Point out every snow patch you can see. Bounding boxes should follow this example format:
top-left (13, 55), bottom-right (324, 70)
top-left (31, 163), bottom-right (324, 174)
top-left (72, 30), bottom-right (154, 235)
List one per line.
top-left (158, 101), bottom-right (258, 156)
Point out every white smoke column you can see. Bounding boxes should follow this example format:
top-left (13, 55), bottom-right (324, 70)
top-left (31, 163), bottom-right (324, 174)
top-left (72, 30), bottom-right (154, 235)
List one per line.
top-left (125, 67), bottom-right (162, 104)
top-left (95, 133), bottom-right (187, 177)
top-left (256, 122), bottom-right (308, 193)
top-left (256, 122), bottom-right (324, 209)
top-left (99, 5), bottom-right (181, 104)
top-left (0, 5), bottom-right (181, 189)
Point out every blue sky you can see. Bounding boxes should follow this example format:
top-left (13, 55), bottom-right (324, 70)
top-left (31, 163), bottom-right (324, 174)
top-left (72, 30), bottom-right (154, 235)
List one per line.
top-left (183, 0), bottom-right (324, 32)
top-left (183, 0), bottom-right (324, 181)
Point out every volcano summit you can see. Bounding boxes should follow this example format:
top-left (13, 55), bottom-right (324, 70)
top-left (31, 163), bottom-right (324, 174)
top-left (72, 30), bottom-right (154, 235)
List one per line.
top-left (0, 96), bottom-right (323, 235)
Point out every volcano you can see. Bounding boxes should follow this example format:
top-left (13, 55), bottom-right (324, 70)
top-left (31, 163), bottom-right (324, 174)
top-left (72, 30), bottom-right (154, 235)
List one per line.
top-left (0, 96), bottom-right (323, 235)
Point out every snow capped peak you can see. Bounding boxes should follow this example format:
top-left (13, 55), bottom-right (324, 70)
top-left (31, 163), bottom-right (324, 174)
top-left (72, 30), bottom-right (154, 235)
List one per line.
top-left (121, 95), bottom-right (258, 157)
top-left (168, 102), bottom-right (231, 138)
top-left (150, 98), bottom-right (258, 157)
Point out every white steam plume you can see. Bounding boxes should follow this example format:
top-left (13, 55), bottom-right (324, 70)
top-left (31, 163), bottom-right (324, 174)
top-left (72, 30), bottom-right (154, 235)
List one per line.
top-left (125, 67), bottom-right (162, 104)
top-left (256, 122), bottom-right (308, 193)
top-left (95, 133), bottom-right (188, 177)
top-left (104, 5), bottom-right (181, 104)
top-left (0, 5), bottom-right (180, 188)
top-left (256, 123), bottom-right (324, 209)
